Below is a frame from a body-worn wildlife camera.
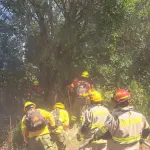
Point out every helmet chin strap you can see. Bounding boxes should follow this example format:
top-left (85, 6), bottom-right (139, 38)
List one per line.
top-left (25, 105), bottom-right (35, 112)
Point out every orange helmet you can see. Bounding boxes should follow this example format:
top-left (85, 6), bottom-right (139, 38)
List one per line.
top-left (112, 89), bottom-right (131, 103)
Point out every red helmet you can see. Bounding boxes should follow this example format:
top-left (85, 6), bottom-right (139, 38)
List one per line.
top-left (112, 89), bottom-right (131, 103)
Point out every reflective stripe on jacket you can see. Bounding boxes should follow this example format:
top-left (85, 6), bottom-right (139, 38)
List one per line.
top-left (107, 106), bottom-right (149, 150)
top-left (81, 104), bottom-right (111, 144)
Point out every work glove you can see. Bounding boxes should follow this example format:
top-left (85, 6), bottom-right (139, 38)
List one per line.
top-left (92, 129), bottom-right (103, 141)
top-left (93, 129), bottom-right (111, 141)
top-left (142, 128), bottom-right (150, 139)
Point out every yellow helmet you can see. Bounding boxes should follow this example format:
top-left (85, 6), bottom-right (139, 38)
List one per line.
top-left (54, 102), bottom-right (65, 109)
top-left (81, 71), bottom-right (89, 78)
top-left (88, 90), bottom-right (103, 102)
top-left (33, 80), bottom-right (39, 85)
top-left (24, 101), bottom-right (36, 111)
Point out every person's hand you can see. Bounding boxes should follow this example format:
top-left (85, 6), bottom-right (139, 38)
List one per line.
top-left (93, 129), bottom-right (102, 141)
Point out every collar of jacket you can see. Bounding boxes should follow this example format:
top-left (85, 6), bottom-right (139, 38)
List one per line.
top-left (116, 106), bottom-right (134, 112)
top-left (89, 104), bottom-right (101, 108)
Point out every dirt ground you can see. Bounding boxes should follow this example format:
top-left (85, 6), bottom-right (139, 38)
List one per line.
top-left (141, 145), bottom-right (150, 150)
top-left (65, 128), bottom-right (150, 150)
top-left (140, 138), bottom-right (150, 150)
top-left (67, 143), bottom-right (150, 150)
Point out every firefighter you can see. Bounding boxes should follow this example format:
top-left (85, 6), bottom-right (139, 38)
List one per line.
top-left (77, 89), bottom-right (111, 150)
top-left (68, 71), bottom-right (92, 127)
top-left (94, 89), bottom-right (150, 150)
top-left (21, 101), bottom-right (55, 150)
top-left (51, 102), bottom-right (69, 150)
top-left (28, 80), bottom-right (45, 104)
top-left (68, 71), bottom-right (91, 94)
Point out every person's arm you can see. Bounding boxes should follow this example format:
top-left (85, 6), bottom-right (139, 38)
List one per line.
top-left (63, 111), bottom-right (69, 130)
top-left (142, 116), bottom-right (150, 139)
top-left (80, 109), bottom-right (92, 134)
top-left (87, 83), bottom-right (92, 90)
top-left (93, 114), bottom-right (114, 140)
top-left (40, 109), bottom-right (55, 129)
top-left (76, 110), bottom-right (90, 141)
top-left (21, 116), bottom-right (29, 144)
top-left (67, 84), bottom-right (74, 92)
top-left (70, 78), bottom-right (78, 89)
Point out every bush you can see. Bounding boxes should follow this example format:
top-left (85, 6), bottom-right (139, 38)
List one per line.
top-left (129, 80), bottom-right (150, 116)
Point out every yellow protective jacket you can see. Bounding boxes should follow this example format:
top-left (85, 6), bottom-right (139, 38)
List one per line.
top-left (51, 108), bottom-right (69, 134)
top-left (21, 108), bottom-right (55, 143)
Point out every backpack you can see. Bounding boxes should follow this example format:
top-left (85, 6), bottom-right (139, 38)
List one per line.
top-left (51, 109), bottom-right (62, 127)
top-left (25, 109), bottom-right (47, 131)
top-left (76, 81), bottom-right (89, 97)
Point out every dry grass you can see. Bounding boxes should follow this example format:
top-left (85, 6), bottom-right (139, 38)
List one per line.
top-left (65, 124), bottom-right (80, 150)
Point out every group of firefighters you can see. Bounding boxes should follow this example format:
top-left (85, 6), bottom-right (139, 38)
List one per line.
top-left (21, 71), bottom-right (150, 150)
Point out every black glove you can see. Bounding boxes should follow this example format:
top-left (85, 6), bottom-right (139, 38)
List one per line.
top-left (142, 128), bottom-right (150, 139)
top-left (93, 129), bottom-right (104, 141)
top-left (80, 121), bottom-right (90, 133)
top-left (93, 130), bottom-right (111, 141)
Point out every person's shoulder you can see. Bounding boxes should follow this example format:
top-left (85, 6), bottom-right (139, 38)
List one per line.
top-left (88, 105), bottom-right (102, 113)
top-left (88, 105), bottom-right (95, 111)
top-left (62, 109), bottom-right (69, 115)
top-left (21, 115), bottom-right (26, 123)
top-left (100, 105), bottom-right (109, 110)
top-left (126, 106), bottom-right (143, 116)
top-left (131, 109), bottom-right (144, 117)
top-left (63, 109), bottom-right (68, 113)
top-left (37, 108), bottom-right (49, 113)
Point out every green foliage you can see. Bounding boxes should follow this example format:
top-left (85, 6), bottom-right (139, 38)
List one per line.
top-left (129, 80), bottom-right (150, 115)
top-left (0, 0), bottom-right (150, 144)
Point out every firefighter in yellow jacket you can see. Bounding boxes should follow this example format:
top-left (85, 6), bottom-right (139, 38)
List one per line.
top-left (21, 101), bottom-right (55, 150)
top-left (77, 90), bottom-right (111, 150)
top-left (51, 102), bottom-right (69, 150)
top-left (94, 89), bottom-right (150, 150)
